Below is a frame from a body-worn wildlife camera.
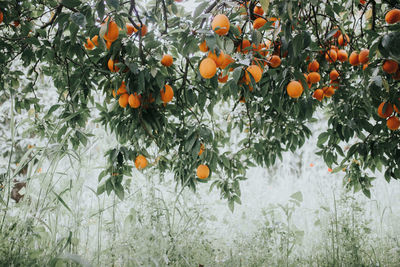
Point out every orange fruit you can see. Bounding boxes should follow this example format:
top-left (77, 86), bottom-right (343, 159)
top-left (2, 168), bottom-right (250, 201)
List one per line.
top-left (313, 89), bottom-right (324, 101)
top-left (126, 23), bottom-right (135, 35)
top-left (238, 39), bottom-right (251, 54)
top-left (220, 54), bottom-right (234, 69)
top-left (254, 5), bottom-right (264, 15)
top-left (394, 100), bottom-right (400, 113)
top-left (13, 20), bottom-right (20, 27)
top-left (378, 102), bottom-right (393, 118)
top-left (117, 81), bottom-right (127, 95)
top-left (382, 60), bottom-right (399, 74)
top-left (199, 40), bottom-right (208, 52)
top-left (308, 72), bottom-right (321, 84)
top-left (160, 84), bottom-right (174, 103)
top-left (103, 20), bottom-right (119, 42)
top-left (330, 45), bottom-right (339, 53)
top-left (385, 9), bottom-right (400, 24)
top-left (161, 54), bottom-right (173, 67)
top-left (308, 60), bottom-right (319, 72)
top-left (387, 116), bottom-right (400, 130)
top-left (245, 65), bottom-right (263, 83)
top-left (198, 143), bottom-right (205, 156)
top-left (332, 26), bottom-right (341, 38)
top-left (323, 86), bottom-right (335, 97)
top-left (287, 81), bottom-right (304, 98)
top-left (106, 40), bottom-right (112, 50)
top-left (338, 34), bottom-right (350, 46)
top-left (91, 35), bottom-right (99, 46)
top-left (208, 50), bottom-right (225, 67)
top-left (337, 49), bottom-right (348, 62)
top-left (197, 164), bottom-right (210, 179)
top-left (128, 93), bottom-right (141, 108)
top-left (349, 52), bottom-right (360, 66)
top-left (84, 38), bottom-right (95, 50)
top-left (325, 49), bottom-right (337, 63)
top-left (358, 49), bottom-right (369, 64)
top-left (330, 69), bottom-right (339, 81)
top-left (0, 11), bottom-right (3, 24)
top-left (360, 0), bottom-right (366, 4)
top-left (108, 59), bottom-right (120, 72)
top-left (199, 58), bottom-right (217, 79)
top-left (212, 14), bottom-right (230, 36)
top-left (135, 155), bottom-right (148, 170)
top-left (253, 17), bottom-right (267, 29)
top-left (363, 63), bottom-right (368, 70)
top-left (239, 96), bottom-right (246, 103)
top-left (218, 73), bottom-right (228, 83)
top-left (393, 70), bottom-right (400, 81)
top-left (268, 55), bottom-right (281, 68)
top-left (119, 93), bottom-right (129, 108)
top-left (330, 80), bottom-right (340, 89)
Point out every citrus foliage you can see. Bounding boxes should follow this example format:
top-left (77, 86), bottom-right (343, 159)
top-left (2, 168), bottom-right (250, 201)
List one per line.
top-left (0, 0), bottom-right (400, 208)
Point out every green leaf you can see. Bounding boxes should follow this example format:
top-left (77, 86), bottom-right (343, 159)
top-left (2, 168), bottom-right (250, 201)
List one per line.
top-left (96, 0), bottom-right (105, 20)
top-left (193, 1), bottom-right (209, 18)
top-left (106, 0), bottom-right (119, 9)
top-left (70, 13), bottom-right (86, 28)
top-left (61, 0), bottom-right (81, 8)
top-left (290, 191), bottom-right (303, 202)
top-left (53, 191), bottom-right (72, 213)
top-left (259, 0), bottom-right (270, 14)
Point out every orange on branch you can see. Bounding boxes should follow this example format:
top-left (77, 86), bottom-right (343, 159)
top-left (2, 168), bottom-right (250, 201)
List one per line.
top-left (128, 93), bottom-right (141, 108)
top-left (108, 59), bottom-right (120, 72)
top-left (135, 155), bottom-right (148, 170)
top-left (199, 58), bottom-right (217, 79)
top-left (119, 94), bottom-right (129, 108)
top-left (349, 52), bottom-right (360, 66)
top-left (313, 89), bottom-right (324, 101)
top-left (161, 54), bottom-right (173, 67)
top-left (199, 40), bottom-right (209, 52)
top-left (387, 116), bottom-right (400, 131)
top-left (218, 73), bottom-right (229, 83)
top-left (358, 49), bottom-right (369, 64)
top-left (212, 14), bottom-right (230, 36)
top-left (160, 84), bottom-right (174, 103)
top-left (253, 17), bottom-right (267, 29)
top-left (382, 60), bottom-right (399, 74)
top-left (337, 49), bottom-right (348, 62)
top-left (208, 50), bottom-right (225, 67)
top-left (103, 20), bottom-right (119, 42)
top-left (287, 81), bottom-right (304, 98)
top-left (330, 69), bottom-right (339, 81)
top-left (245, 65), bottom-right (263, 83)
top-left (325, 49), bottom-right (337, 63)
top-left (308, 60), bottom-right (319, 72)
top-left (378, 102), bottom-right (393, 118)
top-left (308, 72), bottom-right (321, 84)
top-left (197, 164), bottom-right (210, 179)
top-left (268, 55), bottom-right (281, 68)
top-left (338, 34), bottom-right (350, 46)
top-left (385, 9), bottom-right (400, 24)
top-left (254, 5), bottom-right (264, 15)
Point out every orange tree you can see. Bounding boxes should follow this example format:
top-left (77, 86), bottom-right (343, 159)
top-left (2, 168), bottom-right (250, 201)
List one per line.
top-left (0, 0), bottom-right (399, 209)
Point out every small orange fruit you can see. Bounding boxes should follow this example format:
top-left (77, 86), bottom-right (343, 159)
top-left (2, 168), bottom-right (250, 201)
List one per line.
top-left (0, 11), bottom-right (3, 24)
top-left (333, 26), bottom-right (341, 38)
top-left (106, 40), bottom-right (112, 50)
top-left (117, 81), bottom-right (127, 95)
top-left (253, 17), bottom-right (267, 29)
top-left (135, 155), bottom-right (148, 170)
top-left (337, 49), bottom-right (348, 62)
top-left (161, 54), bottom-right (173, 67)
top-left (358, 49), bottom-right (369, 64)
top-left (197, 164), bottom-right (210, 179)
top-left (128, 93), bottom-right (141, 108)
top-left (363, 63), bottom-right (368, 70)
top-left (198, 143), bottom-right (205, 156)
top-left (287, 81), bottom-right (304, 98)
top-left (199, 40), bottom-right (209, 52)
top-left (220, 54), bottom-right (234, 70)
top-left (91, 35), bottom-right (99, 46)
top-left (160, 84), bottom-right (174, 103)
top-left (103, 20), bottom-right (119, 42)
top-left (387, 116), bottom-right (400, 131)
top-left (378, 102), bottom-right (393, 118)
top-left (212, 14), bottom-right (230, 36)
top-left (323, 86), bottom-right (335, 97)
top-left (313, 89), bottom-right (324, 101)
top-left (325, 49), bottom-right (337, 63)
top-left (218, 73), bottom-right (229, 83)
top-left (238, 39), bottom-right (251, 54)
top-left (360, 0), bottom-right (366, 4)
top-left (268, 55), bottom-right (281, 68)
top-left (126, 23), bottom-right (135, 35)
top-left (84, 38), bottom-right (95, 50)
top-left (338, 34), bottom-right (350, 46)
top-left (119, 93), bottom-right (129, 108)
top-left (330, 69), bottom-right (339, 81)
top-left (308, 60), bottom-right (320, 72)
top-left (199, 58), bottom-right (217, 79)
top-left (245, 65), bottom-right (263, 83)
top-left (208, 50), bottom-right (225, 67)
top-left (385, 9), bottom-right (400, 24)
top-left (254, 5), bottom-right (264, 16)
top-left (382, 60), bottom-right (399, 74)
top-left (349, 52), bottom-right (360, 66)
top-left (108, 59), bottom-right (120, 72)
top-left (308, 72), bottom-right (321, 84)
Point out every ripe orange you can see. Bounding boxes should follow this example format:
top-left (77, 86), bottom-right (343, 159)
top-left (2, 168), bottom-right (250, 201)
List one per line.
top-left (117, 81), bottom-right (127, 95)
top-left (135, 155), bottom-right (148, 170)
top-left (337, 49), bottom-right (348, 62)
top-left (108, 59), bottom-right (120, 72)
top-left (382, 60), bottom-right (399, 74)
top-left (136, 24), bottom-right (148, 36)
top-left (358, 49), bottom-right (369, 64)
top-left (308, 60), bottom-right (320, 72)
top-left (160, 84), bottom-right (174, 103)
top-left (349, 52), bottom-right (360, 66)
top-left (126, 23), bottom-right (135, 35)
top-left (84, 38), bottom-right (95, 50)
top-left (323, 86), bottom-right (335, 97)
top-left (360, 0), bottom-right (366, 4)
top-left (91, 35), bottom-right (99, 46)
top-left (287, 81), bottom-right (303, 98)
top-left (0, 11), bottom-right (3, 24)
top-left (378, 102), bottom-right (393, 118)
top-left (128, 93), bottom-right (141, 108)
top-left (238, 39), bottom-right (251, 54)
top-left (199, 40), bottom-right (208, 52)
top-left (385, 9), bottom-right (400, 24)
top-left (330, 45), bottom-right (339, 53)
top-left (254, 5), bottom-right (264, 15)
top-left (212, 14), bottom-right (230, 36)
top-left (363, 63), bottom-right (368, 70)
top-left (253, 17), bottom-right (267, 29)
top-left (161, 54), bottom-right (173, 67)
top-left (198, 143), bottom-right (205, 156)
top-left (119, 94), bottom-right (129, 108)
top-left (330, 69), bottom-right (339, 81)
top-left (218, 73), bottom-right (229, 83)
top-left (245, 65), bottom-right (263, 83)
top-left (199, 58), bottom-right (217, 79)
top-left (325, 49), bottom-right (337, 63)
top-left (268, 55), bottom-right (281, 68)
top-left (220, 54), bottom-right (234, 69)
top-left (106, 40), bottom-right (112, 50)
top-left (338, 34), bottom-right (350, 46)
top-left (313, 89), bottom-right (324, 101)
top-left (387, 116), bottom-right (400, 131)
top-left (208, 50), bottom-right (225, 67)
top-left (197, 164), bottom-right (210, 179)
top-left (333, 26), bottom-right (341, 38)
top-left (103, 20), bottom-right (119, 42)
top-left (308, 72), bottom-right (321, 84)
